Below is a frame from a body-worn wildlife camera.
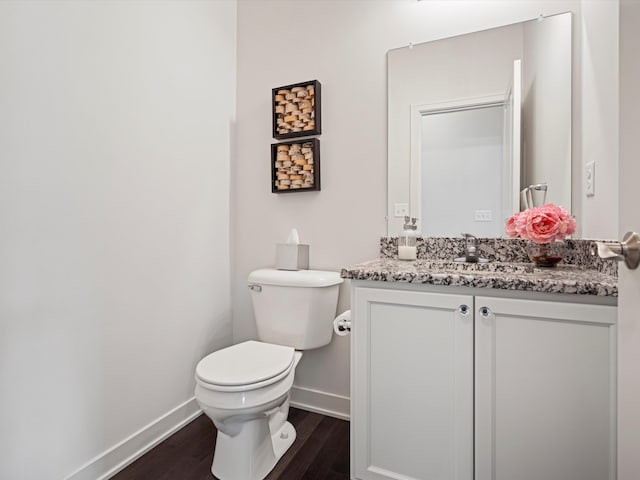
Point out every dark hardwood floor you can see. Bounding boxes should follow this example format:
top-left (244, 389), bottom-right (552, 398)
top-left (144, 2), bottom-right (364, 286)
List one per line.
top-left (111, 408), bottom-right (350, 480)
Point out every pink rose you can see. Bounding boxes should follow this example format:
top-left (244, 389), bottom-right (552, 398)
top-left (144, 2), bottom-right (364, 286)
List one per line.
top-left (539, 204), bottom-right (576, 239)
top-left (524, 206), bottom-right (562, 243)
top-left (505, 212), bottom-right (522, 237)
top-left (504, 203), bottom-right (577, 243)
top-left (555, 204), bottom-right (576, 235)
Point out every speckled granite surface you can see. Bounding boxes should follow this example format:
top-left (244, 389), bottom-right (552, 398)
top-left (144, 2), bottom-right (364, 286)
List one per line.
top-left (342, 237), bottom-right (618, 297)
top-left (341, 258), bottom-right (617, 296)
top-left (380, 237), bottom-right (618, 276)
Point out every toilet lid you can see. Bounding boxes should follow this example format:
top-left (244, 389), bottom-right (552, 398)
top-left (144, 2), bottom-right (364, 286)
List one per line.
top-left (196, 340), bottom-right (295, 387)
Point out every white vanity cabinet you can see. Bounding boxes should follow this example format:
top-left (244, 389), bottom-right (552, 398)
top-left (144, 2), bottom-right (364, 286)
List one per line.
top-left (351, 283), bottom-right (617, 480)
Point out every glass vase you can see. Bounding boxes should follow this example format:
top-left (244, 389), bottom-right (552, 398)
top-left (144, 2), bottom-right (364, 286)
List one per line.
top-left (527, 242), bottom-right (565, 268)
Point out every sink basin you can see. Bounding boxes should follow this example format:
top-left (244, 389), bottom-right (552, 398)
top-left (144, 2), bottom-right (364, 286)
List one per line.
top-left (453, 256), bottom-right (491, 264)
top-left (413, 260), bottom-right (535, 274)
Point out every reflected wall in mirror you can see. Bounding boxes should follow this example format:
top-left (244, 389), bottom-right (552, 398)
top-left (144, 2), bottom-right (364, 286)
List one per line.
top-left (387, 13), bottom-right (572, 237)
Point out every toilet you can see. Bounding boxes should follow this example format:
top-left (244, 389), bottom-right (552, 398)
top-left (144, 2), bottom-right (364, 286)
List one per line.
top-left (194, 268), bottom-right (343, 480)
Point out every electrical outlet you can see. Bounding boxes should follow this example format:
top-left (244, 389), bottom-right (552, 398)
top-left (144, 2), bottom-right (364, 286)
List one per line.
top-left (394, 203), bottom-right (409, 217)
top-left (585, 161), bottom-right (595, 197)
top-left (475, 210), bottom-right (493, 222)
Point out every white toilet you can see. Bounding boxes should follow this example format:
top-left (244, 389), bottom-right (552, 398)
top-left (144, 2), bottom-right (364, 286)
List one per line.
top-left (194, 268), bottom-right (343, 480)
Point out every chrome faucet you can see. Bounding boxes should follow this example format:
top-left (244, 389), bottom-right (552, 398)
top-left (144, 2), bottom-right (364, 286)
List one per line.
top-left (462, 233), bottom-right (479, 263)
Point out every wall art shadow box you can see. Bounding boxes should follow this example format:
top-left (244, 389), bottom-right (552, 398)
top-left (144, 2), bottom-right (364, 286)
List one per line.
top-left (272, 80), bottom-right (321, 140)
top-left (271, 138), bottom-right (320, 193)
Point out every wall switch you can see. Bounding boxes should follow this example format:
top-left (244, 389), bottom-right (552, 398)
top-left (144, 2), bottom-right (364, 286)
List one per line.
top-left (394, 203), bottom-right (409, 217)
top-left (585, 161), bottom-right (595, 197)
top-left (475, 210), bottom-right (493, 222)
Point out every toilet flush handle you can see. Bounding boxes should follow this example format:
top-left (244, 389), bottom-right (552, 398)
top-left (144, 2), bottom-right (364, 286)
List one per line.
top-left (248, 284), bottom-right (262, 292)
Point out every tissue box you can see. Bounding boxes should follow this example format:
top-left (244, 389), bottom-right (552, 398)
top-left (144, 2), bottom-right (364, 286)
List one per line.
top-left (276, 244), bottom-right (309, 271)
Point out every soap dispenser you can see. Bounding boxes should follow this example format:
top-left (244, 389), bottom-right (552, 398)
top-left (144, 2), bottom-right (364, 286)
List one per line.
top-left (398, 216), bottom-right (418, 260)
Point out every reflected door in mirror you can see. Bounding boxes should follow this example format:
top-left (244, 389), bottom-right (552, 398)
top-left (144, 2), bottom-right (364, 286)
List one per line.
top-left (419, 104), bottom-right (505, 237)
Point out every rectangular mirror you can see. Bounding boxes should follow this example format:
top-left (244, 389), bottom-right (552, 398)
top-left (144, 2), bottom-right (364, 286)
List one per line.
top-left (387, 12), bottom-right (572, 237)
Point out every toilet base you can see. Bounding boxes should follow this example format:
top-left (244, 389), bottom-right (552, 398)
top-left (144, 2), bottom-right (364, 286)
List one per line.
top-left (211, 418), bottom-right (296, 480)
top-left (272, 421), bottom-right (296, 460)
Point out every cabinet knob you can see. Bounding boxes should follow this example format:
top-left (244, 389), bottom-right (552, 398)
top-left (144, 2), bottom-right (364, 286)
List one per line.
top-left (458, 304), bottom-right (469, 315)
top-left (479, 306), bottom-right (491, 317)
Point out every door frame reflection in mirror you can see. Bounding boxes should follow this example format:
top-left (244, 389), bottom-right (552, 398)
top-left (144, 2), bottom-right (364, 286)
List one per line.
top-left (410, 91), bottom-right (520, 237)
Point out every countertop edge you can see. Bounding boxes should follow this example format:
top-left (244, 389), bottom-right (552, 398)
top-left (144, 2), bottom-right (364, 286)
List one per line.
top-left (340, 260), bottom-right (618, 298)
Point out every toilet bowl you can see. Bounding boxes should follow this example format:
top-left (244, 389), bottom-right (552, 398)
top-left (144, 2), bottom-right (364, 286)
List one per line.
top-left (194, 268), bottom-right (343, 480)
top-left (195, 340), bottom-right (303, 480)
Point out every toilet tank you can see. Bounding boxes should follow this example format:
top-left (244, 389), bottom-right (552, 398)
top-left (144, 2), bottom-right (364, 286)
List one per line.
top-left (248, 269), bottom-right (343, 350)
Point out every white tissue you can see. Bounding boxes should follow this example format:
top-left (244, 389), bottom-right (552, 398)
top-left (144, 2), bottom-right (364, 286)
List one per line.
top-left (287, 228), bottom-right (300, 244)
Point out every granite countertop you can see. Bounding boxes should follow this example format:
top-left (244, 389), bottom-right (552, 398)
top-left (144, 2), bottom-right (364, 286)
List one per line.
top-left (341, 258), bottom-right (618, 297)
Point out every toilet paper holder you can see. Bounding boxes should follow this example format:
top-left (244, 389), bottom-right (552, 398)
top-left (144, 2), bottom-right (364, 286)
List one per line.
top-left (334, 310), bottom-right (351, 336)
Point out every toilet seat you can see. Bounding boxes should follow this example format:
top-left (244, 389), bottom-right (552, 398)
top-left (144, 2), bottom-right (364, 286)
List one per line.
top-left (196, 341), bottom-right (294, 392)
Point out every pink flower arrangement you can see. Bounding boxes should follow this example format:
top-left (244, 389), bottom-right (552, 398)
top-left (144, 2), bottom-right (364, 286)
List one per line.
top-left (505, 203), bottom-right (576, 244)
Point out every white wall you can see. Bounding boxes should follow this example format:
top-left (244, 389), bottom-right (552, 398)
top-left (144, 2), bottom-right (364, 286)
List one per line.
top-left (234, 0), bottom-right (606, 418)
top-left (0, 1), bottom-right (236, 478)
top-left (522, 13), bottom-right (572, 211)
top-left (580, 0), bottom-right (619, 238)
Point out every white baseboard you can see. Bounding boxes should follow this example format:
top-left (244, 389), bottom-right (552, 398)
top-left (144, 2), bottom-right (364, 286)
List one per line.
top-left (65, 397), bottom-right (202, 480)
top-left (290, 385), bottom-right (350, 421)
top-left (65, 388), bottom-right (347, 480)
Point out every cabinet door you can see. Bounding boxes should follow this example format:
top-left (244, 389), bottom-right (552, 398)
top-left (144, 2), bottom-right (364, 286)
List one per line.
top-left (352, 287), bottom-right (474, 480)
top-left (475, 296), bottom-right (616, 480)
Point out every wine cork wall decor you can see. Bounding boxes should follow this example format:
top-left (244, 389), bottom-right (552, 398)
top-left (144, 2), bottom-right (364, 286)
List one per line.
top-left (272, 80), bottom-right (321, 140)
top-left (271, 138), bottom-right (320, 193)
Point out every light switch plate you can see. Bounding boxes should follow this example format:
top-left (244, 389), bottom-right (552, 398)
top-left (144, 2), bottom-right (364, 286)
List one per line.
top-left (475, 210), bottom-right (493, 222)
top-left (585, 161), bottom-right (595, 197)
top-left (394, 203), bottom-right (409, 217)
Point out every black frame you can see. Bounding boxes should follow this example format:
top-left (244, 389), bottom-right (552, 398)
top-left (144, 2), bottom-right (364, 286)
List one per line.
top-left (271, 138), bottom-right (320, 193)
top-left (272, 80), bottom-right (321, 140)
